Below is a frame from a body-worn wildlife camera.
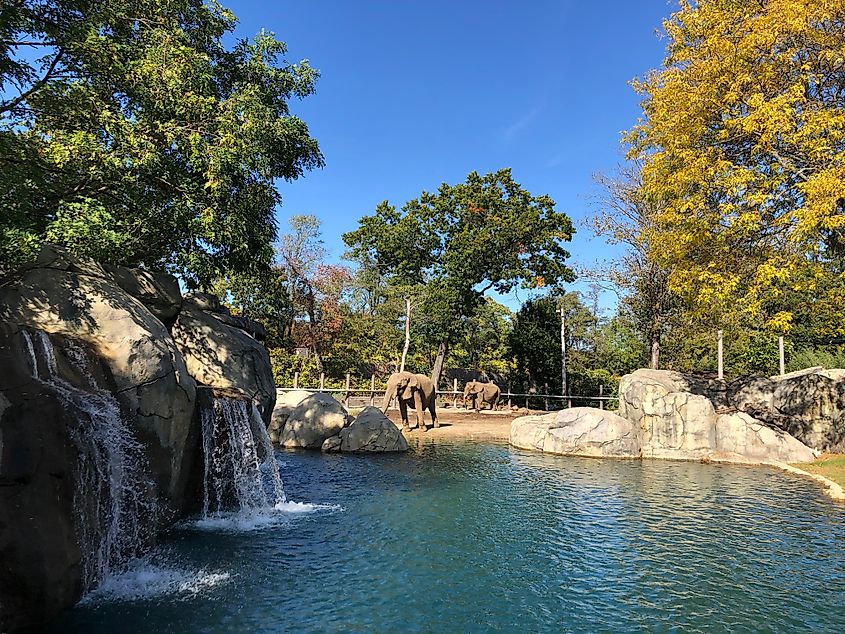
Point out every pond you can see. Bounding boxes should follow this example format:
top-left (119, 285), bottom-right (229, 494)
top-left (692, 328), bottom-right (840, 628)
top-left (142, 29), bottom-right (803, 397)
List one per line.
top-left (50, 442), bottom-right (845, 633)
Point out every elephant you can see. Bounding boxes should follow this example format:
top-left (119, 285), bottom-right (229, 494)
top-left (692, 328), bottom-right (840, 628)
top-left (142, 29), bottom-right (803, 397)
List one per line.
top-left (381, 371), bottom-right (438, 431)
top-left (463, 380), bottom-right (501, 412)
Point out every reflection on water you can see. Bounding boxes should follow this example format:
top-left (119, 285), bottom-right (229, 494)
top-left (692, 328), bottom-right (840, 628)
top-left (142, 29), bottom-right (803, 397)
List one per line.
top-left (51, 443), bottom-right (845, 633)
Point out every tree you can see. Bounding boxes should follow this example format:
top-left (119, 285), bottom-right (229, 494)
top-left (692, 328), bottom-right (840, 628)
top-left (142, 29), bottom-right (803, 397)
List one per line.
top-left (343, 168), bottom-right (575, 387)
top-left (590, 163), bottom-right (679, 369)
top-left (0, 0), bottom-right (323, 282)
top-left (278, 215), bottom-right (352, 373)
top-left (629, 0), bottom-right (845, 338)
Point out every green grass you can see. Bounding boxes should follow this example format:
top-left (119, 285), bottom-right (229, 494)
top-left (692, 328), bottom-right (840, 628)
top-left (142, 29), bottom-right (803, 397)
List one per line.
top-left (793, 454), bottom-right (845, 489)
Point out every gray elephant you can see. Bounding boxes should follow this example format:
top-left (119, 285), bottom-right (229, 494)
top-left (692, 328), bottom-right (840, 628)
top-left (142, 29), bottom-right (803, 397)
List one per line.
top-left (463, 380), bottom-right (501, 412)
top-left (381, 371), bottom-right (439, 431)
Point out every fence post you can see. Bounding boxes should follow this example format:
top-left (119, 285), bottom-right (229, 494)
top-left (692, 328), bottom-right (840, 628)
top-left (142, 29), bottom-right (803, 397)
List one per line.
top-left (319, 372), bottom-right (325, 392)
top-left (507, 382), bottom-right (512, 410)
top-left (370, 374), bottom-right (376, 406)
top-left (453, 378), bottom-right (459, 407)
top-left (599, 384), bottom-right (604, 410)
top-left (717, 329), bottom-right (724, 380)
top-left (293, 371), bottom-right (299, 390)
top-left (544, 383), bottom-right (549, 411)
top-left (345, 373), bottom-right (351, 408)
top-left (779, 336), bottom-right (785, 376)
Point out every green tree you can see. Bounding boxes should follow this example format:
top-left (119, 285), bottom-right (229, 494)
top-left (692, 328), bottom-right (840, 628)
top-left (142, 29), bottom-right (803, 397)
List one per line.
top-left (1, 0), bottom-right (323, 282)
top-left (343, 168), bottom-right (575, 387)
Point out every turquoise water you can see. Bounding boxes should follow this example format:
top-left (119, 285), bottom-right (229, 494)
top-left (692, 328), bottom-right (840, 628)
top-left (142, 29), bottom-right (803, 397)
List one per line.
top-left (50, 441), bottom-right (845, 633)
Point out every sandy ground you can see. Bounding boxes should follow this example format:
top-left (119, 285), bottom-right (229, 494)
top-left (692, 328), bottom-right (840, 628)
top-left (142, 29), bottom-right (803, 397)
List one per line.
top-left (383, 407), bottom-right (537, 443)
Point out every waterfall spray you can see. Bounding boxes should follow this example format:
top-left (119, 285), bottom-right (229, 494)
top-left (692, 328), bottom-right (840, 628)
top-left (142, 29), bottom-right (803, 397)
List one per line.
top-left (200, 396), bottom-right (286, 517)
top-left (21, 330), bottom-right (156, 591)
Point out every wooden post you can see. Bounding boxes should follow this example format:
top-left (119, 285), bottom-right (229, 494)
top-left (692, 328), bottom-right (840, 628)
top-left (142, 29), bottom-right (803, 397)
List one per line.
top-left (560, 307), bottom-right (568, 402)
top-left (345, 373), bottom-right (351, 408)
top-left (779, 336), bottom-right (785, 376)
top-left (717, 329), bottom-right (724, 380)
top-left (599, 384), bottom-right (604, 410)
top-left (507, 382), bottom-right (512, 409)
top-left (453, 378), bottom-right (459, 407)
top-left (293, 371), bottom-right (299, 389)
top-left (319, 372), bottom-right (325, 392)
top-left (370, 374), bottom-right (376, 406)
top-left (544, 383), bottom-right (549, 411)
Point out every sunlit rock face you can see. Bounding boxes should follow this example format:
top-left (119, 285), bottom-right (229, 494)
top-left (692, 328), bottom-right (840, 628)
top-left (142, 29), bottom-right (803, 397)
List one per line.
top-left (0, 245), bottom-right (197, 510)
top-left (616, 368), bottom-right (816, 463)
top-left (269, 390), bottom-right (315, 444)
top-left (172, 298), bottom-right (275, 424)
top-left (510, 408), bottom-right (639, 458)
top-left (322, 406), bottom-right (409, 453)
top-left (279, 393), bottom-right (352, 449)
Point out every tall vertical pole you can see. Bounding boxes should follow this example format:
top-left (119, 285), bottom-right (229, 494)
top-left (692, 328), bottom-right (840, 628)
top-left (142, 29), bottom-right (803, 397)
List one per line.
top-left (779, 336), bottom-right (785, 376)
top-left (560, 306), bottom-right (567, 401)
top-left (717, 329), bottom-right (724, 380)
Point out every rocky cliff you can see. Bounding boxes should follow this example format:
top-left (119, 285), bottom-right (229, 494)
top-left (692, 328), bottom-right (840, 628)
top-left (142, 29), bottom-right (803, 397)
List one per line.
top-left (0, 245), bottom-right (275, 631)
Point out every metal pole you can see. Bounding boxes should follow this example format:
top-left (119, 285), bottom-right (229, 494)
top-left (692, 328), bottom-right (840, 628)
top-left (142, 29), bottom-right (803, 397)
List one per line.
top-left (345, 372), bottom-right (350, 409)
top-left (779, 336), bottom-right (785, 376)
top-left (560, 306), bottom-right (567, 401)
top-left (717, 329), bottom-right (724, 380)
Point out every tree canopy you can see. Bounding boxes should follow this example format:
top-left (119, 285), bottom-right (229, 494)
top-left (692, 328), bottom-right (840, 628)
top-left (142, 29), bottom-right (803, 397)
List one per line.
top-left (343, 168), bottom-right (575, 385)
top-left (0, 0), bottom-right (323, 283)
top-left (630, 0), bottom-right (845, 337)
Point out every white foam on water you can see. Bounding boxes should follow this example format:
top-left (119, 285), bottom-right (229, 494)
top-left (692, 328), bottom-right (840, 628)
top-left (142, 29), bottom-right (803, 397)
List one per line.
top-left (80, 558), bottom-right (231, 604)
top-left (186, 501), bottom-right (342, 533)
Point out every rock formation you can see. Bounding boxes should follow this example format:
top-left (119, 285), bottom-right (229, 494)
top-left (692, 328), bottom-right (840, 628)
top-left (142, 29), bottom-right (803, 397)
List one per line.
top-left (278, 393), bottom-right (352, 449)
top-left (268, 389), bottom-right (314, 444)
top-left (322, 406), bottom-right (409, 453)
top-left (0, 245), bottom-right (276, 630)
top-left (509, 408), bottom-right (638, 458)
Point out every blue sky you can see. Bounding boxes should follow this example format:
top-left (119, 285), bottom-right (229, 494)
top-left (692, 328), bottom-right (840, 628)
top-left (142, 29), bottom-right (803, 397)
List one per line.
top-left (230, 1), bottom-right (673, 313)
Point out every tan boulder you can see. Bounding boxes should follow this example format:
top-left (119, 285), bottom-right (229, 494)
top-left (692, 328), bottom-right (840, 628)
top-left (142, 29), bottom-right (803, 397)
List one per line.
top-left (510, 407), bottom-right (639, 458)
top-left (279, 393), bottom-right (352, 449)
top-left (716, 412), bottom-right (815, 463)
top-left (268, 390), bottom-right (314, 444)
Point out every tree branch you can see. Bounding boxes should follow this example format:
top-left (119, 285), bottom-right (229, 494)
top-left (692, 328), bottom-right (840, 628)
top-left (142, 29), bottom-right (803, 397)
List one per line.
top-left (0, 48), bottom-right (64, 115)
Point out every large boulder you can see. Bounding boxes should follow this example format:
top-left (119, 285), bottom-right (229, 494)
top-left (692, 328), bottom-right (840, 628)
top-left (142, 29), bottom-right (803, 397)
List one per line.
top-left (715, 412), bottom-right (815, 463)
top-left (0, 326), bottom-right (84, 631)
top-left (172, 300), bottom-right (274, 422)
top-left (0, 245), bottom-right (197, 514)
top-left (279, 393), bottom-right (352, 449)
top-left (771, 371), bottom-right (845, 452)
top-left (268, 390), bottom-right (314, 444)
top-left (322, 406), bottom-right (409, 453)
top-left (510, 407), bottom-right (639, 458)
top-left (103, 263), bottom-right (182, 322)
top-left (618, 370), bottom-right (716, 459)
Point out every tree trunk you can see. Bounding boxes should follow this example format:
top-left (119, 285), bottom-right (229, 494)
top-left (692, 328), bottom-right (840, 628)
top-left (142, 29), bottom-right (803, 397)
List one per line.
top-left (400, 298), bottom-right (412, 373)
top-left (650, 337), bottom-right (660, 370)
top-left (430, 339), bottom-right (448, 392)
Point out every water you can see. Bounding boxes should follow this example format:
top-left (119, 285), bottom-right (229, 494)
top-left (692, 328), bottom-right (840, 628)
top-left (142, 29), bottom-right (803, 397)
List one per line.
top-left (200, 396), bottom-right (287, 517)
top-left (50, 442), bottom-right (845, 633)
top-left (21, 330), bottom-right (156, 591)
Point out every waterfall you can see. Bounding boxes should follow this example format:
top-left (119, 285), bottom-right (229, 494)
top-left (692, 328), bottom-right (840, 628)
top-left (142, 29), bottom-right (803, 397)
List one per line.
top-left (200, 396), bottom-right (286, 517)
top-left (21, 330), bottom-right (156, 591)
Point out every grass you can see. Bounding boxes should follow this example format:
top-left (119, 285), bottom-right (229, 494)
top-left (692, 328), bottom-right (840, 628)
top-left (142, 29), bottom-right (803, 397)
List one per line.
top-left (793, 454), bottom-right (845, 489)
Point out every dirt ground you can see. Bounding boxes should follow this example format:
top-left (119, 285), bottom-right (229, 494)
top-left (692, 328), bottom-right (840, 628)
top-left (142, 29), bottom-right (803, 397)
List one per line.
top-left (383, 406), bottom-right (540, 443)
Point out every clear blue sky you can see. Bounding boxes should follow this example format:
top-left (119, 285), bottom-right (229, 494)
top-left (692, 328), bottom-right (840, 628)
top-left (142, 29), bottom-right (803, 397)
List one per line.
top-left (231, 1), bottom-right (673, 313)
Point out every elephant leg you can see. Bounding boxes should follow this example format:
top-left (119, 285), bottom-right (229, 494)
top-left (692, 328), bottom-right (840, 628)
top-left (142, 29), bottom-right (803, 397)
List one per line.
top-left (413, 391), bottom-right (427, 431)
top-left (430, 397), bottom-right (439, 428)
top-left (399, 400), bottom-right (411, 430)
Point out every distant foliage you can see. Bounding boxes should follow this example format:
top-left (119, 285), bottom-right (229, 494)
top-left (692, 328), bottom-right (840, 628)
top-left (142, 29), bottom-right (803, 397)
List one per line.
top-left (0, 0), bottom-right (323, 283)
top-left (787, 347), bottom-right (845, 374)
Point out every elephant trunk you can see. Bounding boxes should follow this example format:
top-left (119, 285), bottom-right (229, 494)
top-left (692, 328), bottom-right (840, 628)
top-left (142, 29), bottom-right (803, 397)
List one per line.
top-left (382, 384), bottom-right (395, 413)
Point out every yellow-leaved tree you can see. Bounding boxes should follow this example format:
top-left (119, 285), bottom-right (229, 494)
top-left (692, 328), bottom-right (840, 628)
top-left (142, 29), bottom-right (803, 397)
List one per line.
top-left (630, 0), bottom-right (845, 340)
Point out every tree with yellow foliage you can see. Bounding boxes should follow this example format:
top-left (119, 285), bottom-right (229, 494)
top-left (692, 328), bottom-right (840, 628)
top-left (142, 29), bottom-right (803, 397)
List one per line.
top-left (630, 0), bottom-right (845, 339)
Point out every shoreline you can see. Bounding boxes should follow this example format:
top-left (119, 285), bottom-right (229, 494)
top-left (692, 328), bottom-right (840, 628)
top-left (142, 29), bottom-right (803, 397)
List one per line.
top-left (387, 409), bottom-right (845, 503)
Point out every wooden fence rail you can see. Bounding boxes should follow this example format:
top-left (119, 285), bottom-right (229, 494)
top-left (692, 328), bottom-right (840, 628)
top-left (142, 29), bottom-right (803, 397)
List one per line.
top-left (277, 378), bottom-right (619, 411)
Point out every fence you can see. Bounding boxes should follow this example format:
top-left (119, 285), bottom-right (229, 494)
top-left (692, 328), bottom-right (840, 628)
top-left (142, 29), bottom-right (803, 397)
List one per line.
top-left (278, 372), bottom-right (619, 412)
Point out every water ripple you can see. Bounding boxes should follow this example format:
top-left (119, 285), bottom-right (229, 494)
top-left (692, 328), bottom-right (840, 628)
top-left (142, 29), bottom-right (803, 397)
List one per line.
top-left (53, 443), bottom-right (845, 633)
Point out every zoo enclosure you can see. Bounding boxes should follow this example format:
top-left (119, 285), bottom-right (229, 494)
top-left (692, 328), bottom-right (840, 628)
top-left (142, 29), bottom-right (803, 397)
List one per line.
top-left (277, 372), bottom-right (619, 411)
